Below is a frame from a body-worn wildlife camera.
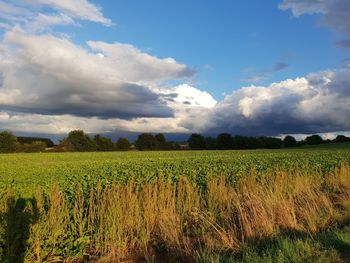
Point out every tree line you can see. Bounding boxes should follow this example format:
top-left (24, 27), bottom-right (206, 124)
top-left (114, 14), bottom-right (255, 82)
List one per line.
top-left (0, 130), bottom-right (349, 153)
top-left (187, 133), bottom-right (350, 150)
top-left (0, 130), bottom-right (182, 153)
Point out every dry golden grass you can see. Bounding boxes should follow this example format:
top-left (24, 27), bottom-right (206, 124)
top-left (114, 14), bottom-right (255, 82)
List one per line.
top-left (1, 164), bottom-right (350, 262)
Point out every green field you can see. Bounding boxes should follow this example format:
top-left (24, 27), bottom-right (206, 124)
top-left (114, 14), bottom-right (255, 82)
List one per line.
top-left (1, 148), bottom-right (350, 197)
top-left (1, 148), bottom-right (350, 262)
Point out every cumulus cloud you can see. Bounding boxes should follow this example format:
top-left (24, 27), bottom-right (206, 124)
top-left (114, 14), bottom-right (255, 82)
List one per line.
top-left (280, 0), bottom-right (350, 48)
top-left (0, 29), bottom-right (194, 119)
top-left (158, 84), bottom-right (217, 108)
top-left (2, 67), bottom-right (350, 137)
top-left (182, 69), bottom-right (350, 136)
top-left (87, 41), bottom-right (194, 83)
top-left (0, 1), bottom-right (204, 136)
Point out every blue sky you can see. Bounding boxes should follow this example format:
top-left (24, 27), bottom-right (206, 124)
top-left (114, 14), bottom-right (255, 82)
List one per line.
top-left (68, 0), bottom-right (346, 100)
top-left (0, 0), bottom-right (349, 139)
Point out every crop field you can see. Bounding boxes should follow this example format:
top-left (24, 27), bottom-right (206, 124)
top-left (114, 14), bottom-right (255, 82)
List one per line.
top-left (1, 148), bottom-right (350, 262)
top-left (1, 148), bottom-right (350, 197)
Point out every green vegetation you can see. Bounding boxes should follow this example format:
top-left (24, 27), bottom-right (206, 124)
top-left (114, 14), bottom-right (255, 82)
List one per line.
top-left (17, 137), bottom-right (54, 148)
top-left (1, 129), bottom-right (350, 153)
top-left (0, 148), bottom-right (349, 262)
top-left (0, 131), bottom-right (18, 153)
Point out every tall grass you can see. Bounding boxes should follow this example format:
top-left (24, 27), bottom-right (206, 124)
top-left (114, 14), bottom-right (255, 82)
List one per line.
top-left (1, 164), bottom-right (350, 262)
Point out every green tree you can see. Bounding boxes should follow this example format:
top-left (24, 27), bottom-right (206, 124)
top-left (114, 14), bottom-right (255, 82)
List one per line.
top-left (135, 133), bottom-right (158, 151)
top-left (217, 133), bottom-right (233, 149)
top-left (305, 135), bottom-right (323, 145)
top-left (283, 135), bottom-right (297, 148)
top-left (0, 131), bottom-right (18, 153)
top-left (155, 133), bottom-right (167, 149)
top-left (93, 135), bottom-right (114, 151)
top-left (188, 134), bottom-right (206, 150)
top-left (62, 130), bottom-right (96, 151)
top-left (258, 136), bottom-right (282, 149)
top-left (334, 135), bottom-right (350, 143)
top-left (205, 137), bottom-right (218, 150)
top-left (116, 138), bottom-right (131, 151)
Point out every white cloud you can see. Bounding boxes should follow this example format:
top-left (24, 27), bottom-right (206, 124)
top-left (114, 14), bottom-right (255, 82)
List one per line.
top-left (87, 41), bottom-right (194, 83)
top-left (27, 0), bottom-right (112, 26)
top-left (26, 13), bottom-right (76, 32)
top-left (279, 0), bottom-right (327, 16)
top-left (0, 0), bottom-right (112, 28)
top-left (0, 1), bottom-right (32, 17)
top-left (181, 69), bottom-right (350, 136)
top-left (157, 84), bottom-right (217, 108)
top-left (0, 22), bottom-right (12, 30)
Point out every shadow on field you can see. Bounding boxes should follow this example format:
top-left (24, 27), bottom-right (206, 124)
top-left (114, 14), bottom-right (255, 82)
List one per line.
top-left (0, 196), bottom-right (39, 263)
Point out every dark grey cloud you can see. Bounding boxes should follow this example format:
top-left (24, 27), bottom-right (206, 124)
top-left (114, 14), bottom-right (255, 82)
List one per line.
top-left (244, 62), bottom-right (290, 83)
top-left (336, 39), bottom-right (350, 49)
top-left (0, 83), bottom-right (173, 119)
top-left (273, 62), bottom-right (290, 71)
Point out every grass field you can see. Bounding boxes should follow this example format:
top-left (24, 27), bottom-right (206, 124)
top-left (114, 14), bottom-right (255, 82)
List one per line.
top-left (1, 148), bottom-right (350, 262)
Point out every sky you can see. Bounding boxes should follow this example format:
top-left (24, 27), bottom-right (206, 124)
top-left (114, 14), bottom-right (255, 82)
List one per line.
top-left (0, 0), bottom-right (349, 140)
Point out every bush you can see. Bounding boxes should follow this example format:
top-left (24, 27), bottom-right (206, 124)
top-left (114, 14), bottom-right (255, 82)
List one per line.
top-left (20, 141), bottom-right (47, 153)
top-left (17, 137), bottom-right (54, 148)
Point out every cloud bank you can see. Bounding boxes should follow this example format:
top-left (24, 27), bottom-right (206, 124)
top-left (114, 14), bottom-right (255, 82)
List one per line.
top-left (186, 70), bottom-right (350, 135)
top-left (0, 29), bottom-right (191, 119)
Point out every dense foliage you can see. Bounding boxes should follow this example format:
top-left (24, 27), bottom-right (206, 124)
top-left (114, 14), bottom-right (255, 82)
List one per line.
top-left (1, 129), bottom-right (350, 153)
top-left (188, 133), bottom-right (350, 150)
